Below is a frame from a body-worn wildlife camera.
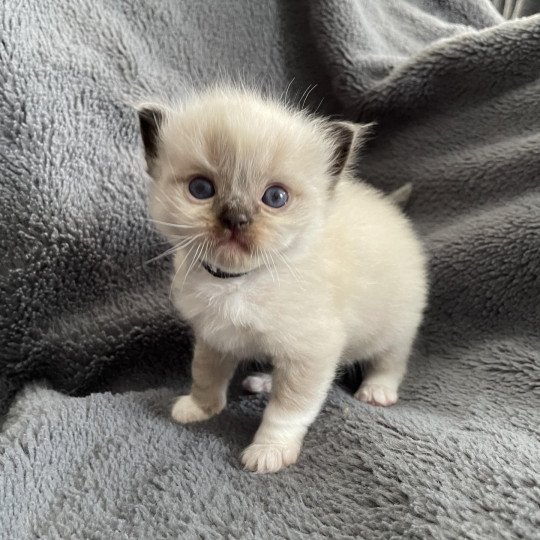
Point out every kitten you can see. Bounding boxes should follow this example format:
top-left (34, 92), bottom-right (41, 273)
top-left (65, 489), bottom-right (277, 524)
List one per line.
top-left (138, 87), bottom-right (428, 473)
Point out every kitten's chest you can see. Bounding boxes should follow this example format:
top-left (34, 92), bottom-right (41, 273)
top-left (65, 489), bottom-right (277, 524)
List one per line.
top-left (176, 279), bottom-right (266, 356)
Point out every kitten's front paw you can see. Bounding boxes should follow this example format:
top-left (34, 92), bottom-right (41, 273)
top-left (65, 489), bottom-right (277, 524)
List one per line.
top-left (171, 395), bottom-right (221, 424)
top-left (355, 384), bottom-right (398, 406)
top-left (241, 442), bottom-right (300, 474)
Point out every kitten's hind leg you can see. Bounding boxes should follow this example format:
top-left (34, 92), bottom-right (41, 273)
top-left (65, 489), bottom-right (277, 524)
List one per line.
top-left (242, 373), bottom-right (272, 394)
top-left (355, 344), bottom-right (410, 407)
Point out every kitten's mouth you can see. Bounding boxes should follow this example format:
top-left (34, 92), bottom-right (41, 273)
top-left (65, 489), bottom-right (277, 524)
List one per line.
top-left (217, 230), bottom-right (251, 253)
top-left (201, 261), bottom-right (248, 279)
top-left (207, 229), bottom-right (257, 274)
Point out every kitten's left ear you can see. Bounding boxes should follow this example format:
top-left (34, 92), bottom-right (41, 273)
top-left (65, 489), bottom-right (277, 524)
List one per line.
top-left (326, 121), bottom-right (370, 179)
top-left (137, 104), bottom-right (166, 176)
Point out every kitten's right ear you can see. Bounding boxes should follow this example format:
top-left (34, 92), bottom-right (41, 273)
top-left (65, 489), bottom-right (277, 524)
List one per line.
top-left (327, 121), bottom-right (357, 178)
top-left (137, 104), bottom-right (165, 175)
top-left (326, 120), bottom-right (373, 181)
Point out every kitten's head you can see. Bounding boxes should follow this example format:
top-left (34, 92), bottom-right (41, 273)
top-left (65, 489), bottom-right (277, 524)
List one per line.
top-left (138, 87), bottom-right (365, 274)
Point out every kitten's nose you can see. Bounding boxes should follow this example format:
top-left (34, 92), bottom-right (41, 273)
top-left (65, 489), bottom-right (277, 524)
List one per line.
top-left (219, 208), bottom-right (251, 231)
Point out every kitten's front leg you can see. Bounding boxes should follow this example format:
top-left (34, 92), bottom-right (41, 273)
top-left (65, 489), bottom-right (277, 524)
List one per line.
top-left (172, 341), bottom-right (237, 424)
top-left (241, 352), bottom-right (339, 474)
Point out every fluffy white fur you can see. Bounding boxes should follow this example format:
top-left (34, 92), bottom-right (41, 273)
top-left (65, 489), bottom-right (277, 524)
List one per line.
top-left (139, 87), bottom-right (428, 474)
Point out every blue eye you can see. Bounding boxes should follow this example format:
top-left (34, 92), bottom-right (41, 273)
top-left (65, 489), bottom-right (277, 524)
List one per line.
top-left (189, 177), bottom-right (215, 199)
top-left (262, 185), bottom-right (288, 208)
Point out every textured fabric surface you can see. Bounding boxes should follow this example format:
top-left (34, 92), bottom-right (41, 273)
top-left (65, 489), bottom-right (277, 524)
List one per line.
top-left (1, 0), bottom-right (539, 537)
top-left (493, 0), bottom-right (540, 18)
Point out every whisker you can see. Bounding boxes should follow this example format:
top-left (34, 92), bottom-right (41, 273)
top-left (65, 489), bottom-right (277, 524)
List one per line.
top-left (195, 239), bottom-right (209, 278)
top-left (267, 250), bottom-right (280, 288)
top-left (261, 249), bottom-right (275, 285)
top-left (153, 194), bottom-right (184, 217)
top-left (258, 247), bottom-right (265, 273)
top-left (146, 218), bottom-right (198, 230)
top-left (254, 247), bottom-right (262, 275)
top-left (148, 237), bottom-right (182, 247)
top-left (201, 239), bottom-right (210, 267)
top-left (300, 84), bottom-right (317, 110)
top-left (249, 244), bottom-right (255, 271)
top-left (145, 233), bottom-right (205, 265)
top-left (169, 243), bottom-right (197, 302)
top-left (280, 77), bottom-right (295, 104)
top-left (254, 247), bottom-right (260, 271)
top-left (162, 189), bottom-right (189, 216)
top-left (153, 186), bottom-right (187, 218)
top-left (181, 241), bottom-right (205, 292)
top-left (314, 97), bottom-right (325, 115)
top-left (284, 258), bottom-right (304, 286)
top-left (267, 251), bottom-right (278, 285)
top-left (146, 244), bottom-right (186, 265)
top-left (270, 248), bottom-right (304, 284)
top-left (145, 246), bottom-right (181, 265)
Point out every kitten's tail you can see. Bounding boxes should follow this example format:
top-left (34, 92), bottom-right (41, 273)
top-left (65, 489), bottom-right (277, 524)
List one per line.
top-left (388, 182), bottom-right (413, 209)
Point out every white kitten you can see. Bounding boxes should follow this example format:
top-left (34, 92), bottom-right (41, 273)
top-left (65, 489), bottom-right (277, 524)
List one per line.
top-left (138, 87), bottom-right (428, 473)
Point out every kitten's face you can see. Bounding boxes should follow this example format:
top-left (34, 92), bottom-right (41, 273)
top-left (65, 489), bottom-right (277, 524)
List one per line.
top-left (139, 89), bottom-right (357, 273)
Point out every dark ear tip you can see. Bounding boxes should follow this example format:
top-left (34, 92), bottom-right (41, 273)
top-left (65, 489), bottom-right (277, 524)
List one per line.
top-left (137, 105), bottom-right (164, 161)
top-left (328, 121), bottom-right (356, 147)
top-left (327, 121), bottom-right (358, 177)
top-left (138, 106), bottom-right (162, 125)
top-left (137, 106), bottom-right (164, 137)
top-left (327, 120), bottom-right (356, 138)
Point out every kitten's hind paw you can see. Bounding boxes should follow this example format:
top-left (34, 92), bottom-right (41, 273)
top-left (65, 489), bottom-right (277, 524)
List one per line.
top-left (242, 373), bottom-right (272, 394)
top-left (241, 442), bottom-right (300, 474)
top-left (171, 395), bottom-right (221, 423)
top-left (355, 384), bottom-right (398, 407)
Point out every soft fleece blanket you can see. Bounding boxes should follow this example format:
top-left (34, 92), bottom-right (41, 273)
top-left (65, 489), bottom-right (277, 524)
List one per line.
top-left (1, 0), bottom-right (539, 537)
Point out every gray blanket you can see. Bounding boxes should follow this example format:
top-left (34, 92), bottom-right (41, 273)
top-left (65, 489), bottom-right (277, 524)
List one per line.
top-left (1, 0), bottom-right (539, 537)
